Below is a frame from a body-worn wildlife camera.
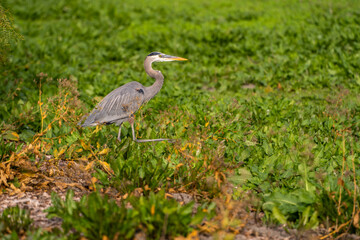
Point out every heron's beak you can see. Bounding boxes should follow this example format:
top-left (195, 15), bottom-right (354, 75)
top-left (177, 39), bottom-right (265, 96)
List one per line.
top-left (164, 55), bottom-right (188, 61)
top-left (171, 56), bottom-right (188, 61)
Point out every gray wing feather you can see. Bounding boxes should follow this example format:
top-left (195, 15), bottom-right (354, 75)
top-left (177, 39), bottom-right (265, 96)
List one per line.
top-left (80, 82), bottom-right (145, 127)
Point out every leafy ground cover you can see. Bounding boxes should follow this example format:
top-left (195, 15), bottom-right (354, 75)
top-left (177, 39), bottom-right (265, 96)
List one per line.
top-left (1, 0), bottom-right (360, 239)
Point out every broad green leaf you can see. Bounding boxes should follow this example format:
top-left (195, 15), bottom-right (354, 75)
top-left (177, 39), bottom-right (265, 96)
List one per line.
top-left (272, 206), bottom-right (287, 224)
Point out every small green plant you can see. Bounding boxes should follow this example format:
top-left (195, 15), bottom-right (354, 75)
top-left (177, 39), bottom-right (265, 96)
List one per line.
top-left (0, 206), bottom-right (32, 237)
top-left (262, 189), bottom-right (319, 230)
top-left (46, 190), bottom-right (214, 239)
top-left (130, 191), bottom-right (213, 239)
top-left (0, 139), bottom-right (17, 162)
top-left (46, 190), bottom-right (138, 240)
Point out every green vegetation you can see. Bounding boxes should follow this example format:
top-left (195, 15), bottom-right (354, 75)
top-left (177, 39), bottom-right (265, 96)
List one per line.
top-left (46, 190), bottom-right (214, 239)
top-left (0, 206), bottom-right (32, 238)
top-left (0, 5), bottom-right (22, 64)
top-left (1, 0), bottom-right (360, 238)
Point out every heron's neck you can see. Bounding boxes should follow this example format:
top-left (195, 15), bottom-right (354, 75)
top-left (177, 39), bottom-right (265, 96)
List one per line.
top-left (144, 59), bottom-right (164, 102)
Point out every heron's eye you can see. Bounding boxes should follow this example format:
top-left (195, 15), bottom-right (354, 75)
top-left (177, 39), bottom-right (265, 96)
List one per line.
top-left (159, 54), bottom-right (164, 58)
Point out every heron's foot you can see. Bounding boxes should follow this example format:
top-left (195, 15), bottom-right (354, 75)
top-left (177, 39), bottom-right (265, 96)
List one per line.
top-left (134, 138), bottom-right (176, 143)
top-left (130, 122), bottom-right (175, 143)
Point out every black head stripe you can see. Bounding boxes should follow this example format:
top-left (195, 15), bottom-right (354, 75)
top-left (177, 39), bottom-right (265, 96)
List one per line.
top-left (148, 52), bottom-right (161, 56)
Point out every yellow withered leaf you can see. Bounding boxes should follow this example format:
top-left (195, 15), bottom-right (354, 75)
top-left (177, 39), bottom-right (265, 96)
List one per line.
top-left (181, 143), bottom-right (191, 151)
top-left (54, 182), bottom-right (68, 190)
top-left (54, 147), bottom-right (66, 158)
top-left (98, 148), bottom-right (110, 155)
top-left (10, 183), bottom-right (17, 190)
top-left (91, 177), bottom-right (98, 191)
top-left (176, 163), bottom-right (184, 169)
top-left (102, 236), bottom-right (109, 240)
top-left (205, 122), bottom-right (209, 127)
top-left (92, 125), bottom-right (101, 134)
top-left (134, 188), bottom-right (143, 194)
top-left (91, 177), bottom-right (98, 184)
top-left (41, 181), bottom-right (50, 187)
top-left (21, 172), bottom-right (36, 178)
top-left (53, 149), bottom-right (58, 158)
top-left (80, 140), bottom-right (90, 150)
top-left (58, 148), bottom-right (65, 157)
top-left (0, 170), bottom-right (9, 187)
top-left (165, 193), bottom-right (174, 198)
top-left (85, 161), bottom-right (95, 171)
top-left (174, 230), bottom-right (199, 240)
top-left (11, 132), bottom-right (20, 140)
top-left (98, 160), bottom-right (113, 174)
top-left (151, 204), bottom-right (155, 215)
top-left (3, 131), bottom-right (20, 141)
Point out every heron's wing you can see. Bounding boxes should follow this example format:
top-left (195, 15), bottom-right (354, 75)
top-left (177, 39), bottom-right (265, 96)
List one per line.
top-left (81, 83), bottom-right (145, 126)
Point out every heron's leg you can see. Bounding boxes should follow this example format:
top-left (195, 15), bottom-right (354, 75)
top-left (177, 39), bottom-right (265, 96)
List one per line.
top-left (117, 123), bottom-right (122, 142)
top-left (130, 121), bottom-right (175, 143)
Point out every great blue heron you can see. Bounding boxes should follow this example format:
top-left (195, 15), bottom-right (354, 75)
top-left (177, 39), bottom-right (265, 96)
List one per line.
top-left (79, 52), bottom-right (187, 142)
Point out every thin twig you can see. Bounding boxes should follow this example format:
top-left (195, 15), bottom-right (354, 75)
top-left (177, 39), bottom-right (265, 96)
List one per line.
top-left (337, 133), bottom-right (346, 215)
top-left (320, 220), bottom-right (351, 239)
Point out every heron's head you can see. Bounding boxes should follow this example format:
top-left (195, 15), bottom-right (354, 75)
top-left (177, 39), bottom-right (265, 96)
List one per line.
top-left (147, 52), bottom-right (188, 62)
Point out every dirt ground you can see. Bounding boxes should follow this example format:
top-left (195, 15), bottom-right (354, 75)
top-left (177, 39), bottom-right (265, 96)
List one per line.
top-left (0, 159), bottom-right (358, 240)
